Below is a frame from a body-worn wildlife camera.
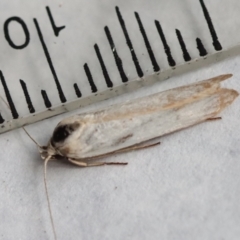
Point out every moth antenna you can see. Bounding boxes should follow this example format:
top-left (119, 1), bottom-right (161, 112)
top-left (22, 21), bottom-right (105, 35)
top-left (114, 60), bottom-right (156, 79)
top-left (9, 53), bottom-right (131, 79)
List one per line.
top-left (22, 126), bottom-right (42, 148)
top-left (1, 96), bottom-right (56, 238)
top-left (0, 95), bottom-right (10, 108)
top-left (44, 156), bottom-right (57, 240)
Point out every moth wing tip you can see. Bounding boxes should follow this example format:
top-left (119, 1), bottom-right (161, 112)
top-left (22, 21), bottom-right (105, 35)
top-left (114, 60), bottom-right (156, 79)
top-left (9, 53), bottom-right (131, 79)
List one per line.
top-left (211, 73), bottom-right (233, 83)
top-left (230, 89), bottom-right (239, 99)
top-left (220, 73), bottom-right (233, 80)
top-left (219, 88), bottom-right (239, 109)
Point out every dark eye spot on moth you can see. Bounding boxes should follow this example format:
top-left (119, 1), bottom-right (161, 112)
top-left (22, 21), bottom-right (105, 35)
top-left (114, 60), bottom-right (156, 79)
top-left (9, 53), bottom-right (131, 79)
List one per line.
top-left (52, 125), bottom-right (70, 143)
top-left (51, 122), bottom-right (80, 145)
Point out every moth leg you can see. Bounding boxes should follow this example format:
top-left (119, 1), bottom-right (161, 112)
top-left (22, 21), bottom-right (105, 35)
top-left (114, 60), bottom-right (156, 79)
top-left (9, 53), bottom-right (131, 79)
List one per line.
top-left (115, 141), bottom-right (160, 154)
top-left (206, 117), bottom-right (222, 121)
top-left (67, 141), bottom-right (160, 167)
top-left (68, 158), bottom-right (128, 167)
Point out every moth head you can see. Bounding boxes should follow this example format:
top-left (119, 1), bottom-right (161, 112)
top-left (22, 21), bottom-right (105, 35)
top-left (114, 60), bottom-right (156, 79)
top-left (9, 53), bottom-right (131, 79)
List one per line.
top-left (21, 127), bottom-right (57, 160)
top-left (39, 145), bottom-right (57, 160)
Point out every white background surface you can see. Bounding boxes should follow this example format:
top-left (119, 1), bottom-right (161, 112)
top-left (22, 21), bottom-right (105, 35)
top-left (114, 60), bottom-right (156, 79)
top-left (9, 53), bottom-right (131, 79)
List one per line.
top-left (0, 1), bottom-right (240, 240)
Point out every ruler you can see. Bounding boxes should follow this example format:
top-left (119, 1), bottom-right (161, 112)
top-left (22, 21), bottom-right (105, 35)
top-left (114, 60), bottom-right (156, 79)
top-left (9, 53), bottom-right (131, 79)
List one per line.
top-left (0, 0), bottom-right (240, 133)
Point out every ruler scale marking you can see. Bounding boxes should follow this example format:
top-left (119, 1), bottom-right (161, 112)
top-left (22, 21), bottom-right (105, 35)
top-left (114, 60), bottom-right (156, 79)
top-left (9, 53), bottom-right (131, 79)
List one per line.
top-left (0, 71), bottom-right (19, 119)
top-left (33, 18), bottom-right (66, 103)
top-left (104, 26), bottom-right (128, 82)
top-left (196, 38), bottom-right (208, 56)
top-left (83, 63), bottom-right (98, 93)
top-left (199, 0), bottom-right (222, 51)
top-left (175, 29), bottom-right (191, 62)
top-left (73, 83), bottom-right (82, 98)
top-left (155, 20), bottom-right (176, 67)
top-left (94, 44), bottom-right (113, 88)
top-left (116, 6), bottom-right (143, 78)
top-left (41, 90), bottom-right (52, 108)
top-left (20, 79), bottom-right (35, 114)
top-left (134, 12), bottom-right (160, 72)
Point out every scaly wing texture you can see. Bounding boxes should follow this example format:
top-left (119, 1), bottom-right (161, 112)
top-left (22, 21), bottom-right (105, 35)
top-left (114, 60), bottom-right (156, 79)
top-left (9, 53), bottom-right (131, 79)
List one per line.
top-left (59, 74), bottom-right (238, 159)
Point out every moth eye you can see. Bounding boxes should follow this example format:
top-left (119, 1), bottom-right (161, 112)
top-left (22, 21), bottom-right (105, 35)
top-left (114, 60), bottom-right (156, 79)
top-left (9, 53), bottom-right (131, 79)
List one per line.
top-left (52, 125), bottom-right (70, 143)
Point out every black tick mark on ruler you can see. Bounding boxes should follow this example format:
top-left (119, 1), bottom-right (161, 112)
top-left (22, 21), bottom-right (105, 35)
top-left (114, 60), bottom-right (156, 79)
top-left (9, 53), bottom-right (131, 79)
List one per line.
top-left (116, 6), bottom-right (143, 78)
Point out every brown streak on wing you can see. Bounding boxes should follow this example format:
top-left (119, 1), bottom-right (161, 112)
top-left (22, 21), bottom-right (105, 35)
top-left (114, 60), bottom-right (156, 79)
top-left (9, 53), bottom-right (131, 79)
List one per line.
top-left (114, 133), bottom-right (133, 145)
top-left (207, 117), bottom-right (222, 121)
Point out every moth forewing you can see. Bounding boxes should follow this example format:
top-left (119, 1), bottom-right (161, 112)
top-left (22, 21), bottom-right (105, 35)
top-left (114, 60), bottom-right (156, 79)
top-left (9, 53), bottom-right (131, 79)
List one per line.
top-left (43, 74), bottom-right (238, 162)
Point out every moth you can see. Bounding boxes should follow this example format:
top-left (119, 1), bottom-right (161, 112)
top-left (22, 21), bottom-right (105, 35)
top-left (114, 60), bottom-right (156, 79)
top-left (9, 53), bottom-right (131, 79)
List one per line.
top-left (22, 73), bottom-right (238, 240)
top-left (38, 74), bottom-right (238, 167)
